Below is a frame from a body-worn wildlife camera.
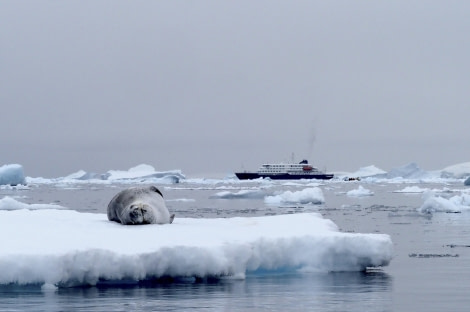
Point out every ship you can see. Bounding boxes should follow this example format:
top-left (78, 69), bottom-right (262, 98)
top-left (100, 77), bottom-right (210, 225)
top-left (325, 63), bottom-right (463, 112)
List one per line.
top-left (235, 160), bottom-right (334, 180)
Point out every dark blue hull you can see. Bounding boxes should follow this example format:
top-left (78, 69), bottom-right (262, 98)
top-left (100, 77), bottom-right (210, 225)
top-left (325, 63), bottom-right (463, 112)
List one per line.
top-left (235, 172), bottom-right (334, 180)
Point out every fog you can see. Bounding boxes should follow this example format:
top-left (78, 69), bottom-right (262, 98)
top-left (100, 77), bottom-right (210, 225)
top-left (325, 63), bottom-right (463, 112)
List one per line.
top-left (1, 1), bottom-right (469, 177)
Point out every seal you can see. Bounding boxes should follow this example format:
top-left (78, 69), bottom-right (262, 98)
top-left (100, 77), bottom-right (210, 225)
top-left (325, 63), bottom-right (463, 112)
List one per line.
top-left (107, 185), bottom-right (175, 225)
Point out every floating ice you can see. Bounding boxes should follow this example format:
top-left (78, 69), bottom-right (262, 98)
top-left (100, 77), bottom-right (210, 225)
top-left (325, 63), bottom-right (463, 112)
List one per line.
top-left (417, 192), bottom-right (470, 214)
top-left (210, 190), bottom-right (265, 199)
top-left (264, 187), bottom-right (325, 205)
top-left (0, 164), bottom-right (26, 186)
top-left (347, 186), bottom-right (374, 197)
top-left (465, 177), bottom-right (470, 186)
top-left (0, 196), bottom-right (65, 210)
top-left (393, 186), bottom-right (429, 193)
top-left (0, 207), bottom-right (393, 287)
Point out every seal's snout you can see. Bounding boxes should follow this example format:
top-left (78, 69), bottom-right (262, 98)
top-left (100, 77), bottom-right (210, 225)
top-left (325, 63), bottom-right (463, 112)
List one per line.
top-left (129, 203), bottom-right (146, 224)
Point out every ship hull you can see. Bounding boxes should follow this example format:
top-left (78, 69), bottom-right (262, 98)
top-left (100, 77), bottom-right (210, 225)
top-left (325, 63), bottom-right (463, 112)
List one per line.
top-left (235, 172), bottom-right (334, 180)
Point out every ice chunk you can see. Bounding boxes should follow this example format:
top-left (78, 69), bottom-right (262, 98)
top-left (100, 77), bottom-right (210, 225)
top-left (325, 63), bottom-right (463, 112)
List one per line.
top-left (264, 187), bottom-right (325, 205)
top-left (210, 190), bottom-right (265, 199)
top-left (418, 192), bottom-right (470, 213)
top-left (0, 209), bottom-right (393, 287)
top-left (393, 186), bottom-right (429, 193)
top-left (0, 164), bottom-right (26, 186)
top-left (347, 186), bottom-right (374, 197)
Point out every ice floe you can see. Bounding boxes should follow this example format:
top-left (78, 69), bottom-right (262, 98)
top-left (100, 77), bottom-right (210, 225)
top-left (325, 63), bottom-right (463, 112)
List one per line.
top-left (417, 192), bottom-right (470, 214)
top-left (210, 190), bottom-right (265, 199)
top-left (347, 186), bottom-right (374, 197)
top-left (393, 186), bottom-right (429, 193)
top-left (0, 199), bottom-right (392, 287)
top-left (0, 196), bottom-right (65, 210)
top-left (264, 187), bottom-right (325, 205)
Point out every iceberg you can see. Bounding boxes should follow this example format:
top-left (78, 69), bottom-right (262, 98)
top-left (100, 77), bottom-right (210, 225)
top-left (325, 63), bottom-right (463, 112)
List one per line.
top-left (63, 164), bottom-right (185, 184)
top-left (264, 187), bottom-right (325, 205)
top-left (0, 164), bottom-right (26, 186)
top-left (351, 165), bottom-right (387, 178)
top-left (441, 162), bottom-right (470, 179)
top-left (0, 199), bottom-right (392, 287)
top-left (382, 163), bottom-right (428, 179)
top-left (64, 170), bottom-right (110, 181)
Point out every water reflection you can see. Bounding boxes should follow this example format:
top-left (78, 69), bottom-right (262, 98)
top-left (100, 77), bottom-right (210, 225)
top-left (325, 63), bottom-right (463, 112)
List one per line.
top-left (0, 271), bottom-right (392, 312)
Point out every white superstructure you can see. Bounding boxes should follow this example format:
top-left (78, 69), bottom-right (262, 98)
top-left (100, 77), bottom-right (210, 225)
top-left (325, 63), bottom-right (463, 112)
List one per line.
top-left (257, 160), bottom-right (319, 175)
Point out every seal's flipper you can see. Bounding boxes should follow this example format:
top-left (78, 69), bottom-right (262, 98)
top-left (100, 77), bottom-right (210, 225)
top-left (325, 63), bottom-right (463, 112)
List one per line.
top-left (170, 214), bottom-right (175, 224)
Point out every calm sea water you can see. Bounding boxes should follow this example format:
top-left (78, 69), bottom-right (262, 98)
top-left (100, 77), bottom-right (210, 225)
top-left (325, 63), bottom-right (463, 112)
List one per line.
top-left (1, 180), bottom-right (470, 311)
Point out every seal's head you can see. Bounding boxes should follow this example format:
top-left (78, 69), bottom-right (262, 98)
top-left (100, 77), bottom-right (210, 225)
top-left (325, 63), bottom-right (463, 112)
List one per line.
top-left (126, 202), bottom-right (155, 225)
top-left (107, 185), bottom-right (175, 225)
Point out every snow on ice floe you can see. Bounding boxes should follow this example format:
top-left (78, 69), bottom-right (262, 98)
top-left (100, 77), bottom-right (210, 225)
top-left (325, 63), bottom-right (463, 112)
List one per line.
top-left (264, 187), bottom-right (325, 205)
top-left (0, 164), bottom-right (26, 186)
top-left (0, 196), bottom-right (65, 210)
top-left (417, 191), bottom-right (470, 214)
top-left (347, 186), bottom-right (374, 197)
top-left (0, 206), bottom-right (393, 287)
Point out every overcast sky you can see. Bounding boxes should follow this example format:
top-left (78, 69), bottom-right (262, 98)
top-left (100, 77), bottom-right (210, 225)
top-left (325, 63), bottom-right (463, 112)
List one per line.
top-left (1, 1), bottom-right (469, 178)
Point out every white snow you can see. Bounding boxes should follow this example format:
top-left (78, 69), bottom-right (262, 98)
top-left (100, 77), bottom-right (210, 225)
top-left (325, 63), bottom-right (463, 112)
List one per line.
top-left (347, 186), bottom-right (374, 197)
top-left (0, 164), bottom-right (26, 186)
top-left (418, 192), bottom-right (470, 214)
top-left (0, 198), bottom-right (392, 287)
top-left (264, 187), bottom-right (325, 205)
